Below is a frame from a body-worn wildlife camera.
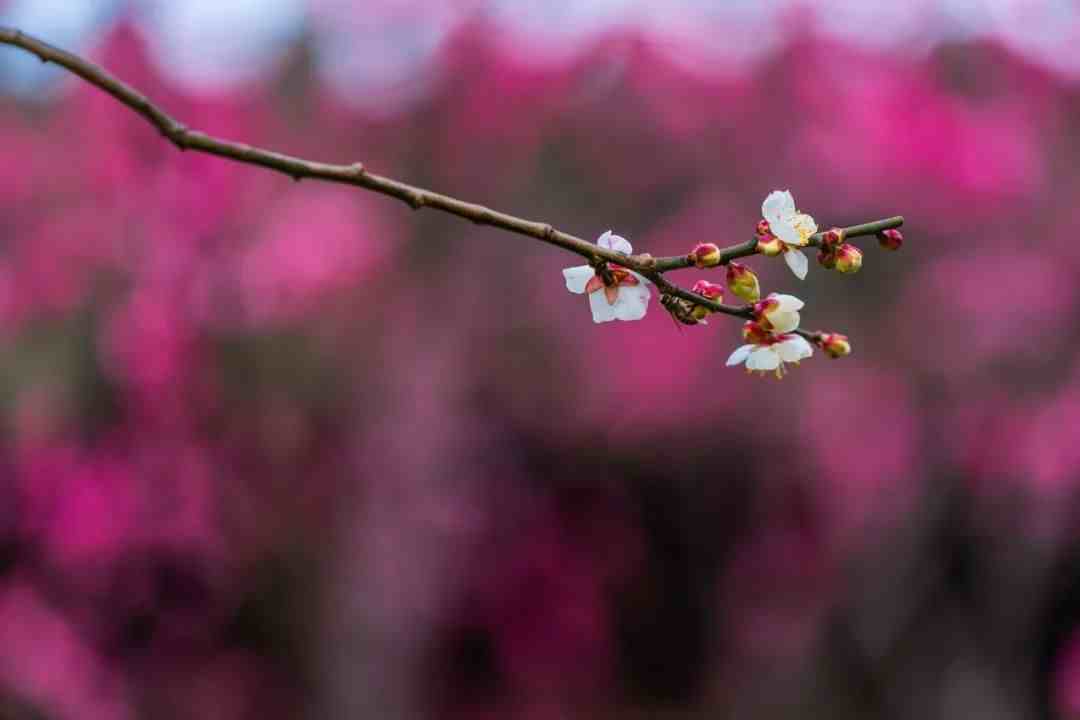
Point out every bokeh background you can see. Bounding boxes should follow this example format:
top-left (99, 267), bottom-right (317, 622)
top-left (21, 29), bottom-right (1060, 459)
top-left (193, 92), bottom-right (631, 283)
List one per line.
top-left (2, 1), bottom-right (1080, 718)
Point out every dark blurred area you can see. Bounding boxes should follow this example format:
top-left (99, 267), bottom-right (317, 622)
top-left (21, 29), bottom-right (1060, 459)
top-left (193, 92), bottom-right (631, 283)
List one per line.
top-left (2, 2), bottom-right (1080, 718)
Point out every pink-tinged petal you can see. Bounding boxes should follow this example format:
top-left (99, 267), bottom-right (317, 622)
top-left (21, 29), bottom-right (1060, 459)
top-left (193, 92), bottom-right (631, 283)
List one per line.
top-left (612, 281), bottom-right (651, 321)
top-left (585, 275), bottom-right (605, 294)
top-left (776, 336), bottom-right (813, 362)
top-left (629, 271), bottom-right (652, 286)
top-left (619, 273), bottom-right (640, 286)
top-left (726, 344), bottom-right (755, 367)
top-left (588, 288), bottom-right (618, 323)
top-left (762, 190), bottom-right (795, 224)
top-left (783, 248), bottom-right (809, 280)
top-left (747, 347), bottom-right (781, 371)
top-left (604, 285), bottom-right (619, 306)
top-left (598, 230), bottom-right (633, 255)
top-left (563, 265), bottom-right (594, 294)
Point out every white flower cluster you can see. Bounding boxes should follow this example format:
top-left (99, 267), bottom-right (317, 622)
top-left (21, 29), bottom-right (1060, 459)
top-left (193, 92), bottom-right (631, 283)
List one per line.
top-left (562, 191), bottom-right (834, 377)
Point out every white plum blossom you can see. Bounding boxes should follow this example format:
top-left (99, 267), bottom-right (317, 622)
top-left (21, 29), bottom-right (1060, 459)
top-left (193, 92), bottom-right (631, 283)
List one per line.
top-left (563, 231), bottom-right (652, 323)
top-left (726, 323), bottom-right (814, 378)
top-left (762, 190), bottom-right (817, 280)
top-left (754, 293), bottom-right (803, 334)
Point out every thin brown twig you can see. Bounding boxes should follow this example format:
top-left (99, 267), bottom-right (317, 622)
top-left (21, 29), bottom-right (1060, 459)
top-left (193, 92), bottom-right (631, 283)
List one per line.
top-left (647, 216), bottom-right (906, 272)
top-left (0, 26), bottom-right (903, 336)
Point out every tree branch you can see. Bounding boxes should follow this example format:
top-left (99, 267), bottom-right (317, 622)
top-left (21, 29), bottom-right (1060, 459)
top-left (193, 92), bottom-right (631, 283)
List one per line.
top-left (0, 25), bottom-right (903, 356)
top-left (0, 26), bottom-right (612, 263)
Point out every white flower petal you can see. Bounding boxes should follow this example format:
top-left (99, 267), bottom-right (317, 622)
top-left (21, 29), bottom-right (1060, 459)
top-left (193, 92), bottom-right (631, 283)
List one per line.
top-left (771, 221), bottom-right (802, 246)
top-left (772, 294), bottom-right (805, 312)
top-left (783, 248), bottom-right (808, 280)
top-left (768, 310), bottom-right (800, 334)
top-left (762, 190), bottom-right (795, 223)
top-left (776, 336), bottom-right (813, 362)
top-left (587, 288), bottom-right (618, 323)
top-left (612, 282), bottom-right (651, 321)
top-left (747, 347), bottom-right (780, 371)
top-left (598, 230), bottom-right (633, 255)
top-left (563, 265), bottom-right (595, 294)
top-left (726, 344), bottom-right (755, 367)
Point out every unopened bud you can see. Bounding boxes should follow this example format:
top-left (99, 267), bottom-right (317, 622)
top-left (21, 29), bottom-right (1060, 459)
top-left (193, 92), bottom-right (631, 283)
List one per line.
top-left (817, 249), bottom-right (837, 269)
top-left (819, 333), bottom-right (852, 358)
top-left (756, 219), bottom-right (771, 237)
top-left (877, 228), bottom-right (903, 251)
top-left (725, 262), bottom-right (760, 302)
top-left (820, 227), bottom-right (844, 250)
top-left (756, 235), bottom-right (783, 256)
top-left (834, 244), bottom-right (863, 274)
top-left (691, 279), bottom-right (724, 301)
top-left (689, 243), bottom-right (721, 268)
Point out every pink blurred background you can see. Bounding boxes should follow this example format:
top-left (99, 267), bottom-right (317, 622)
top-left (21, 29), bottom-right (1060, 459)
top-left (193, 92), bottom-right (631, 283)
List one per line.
top-left (2, 1), bottom-right (1080, 718)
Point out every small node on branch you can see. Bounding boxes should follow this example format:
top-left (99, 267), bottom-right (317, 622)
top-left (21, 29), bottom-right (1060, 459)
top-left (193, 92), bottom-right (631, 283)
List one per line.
top-left (470, 207), bottom-right (494, 225)
top-left (166, 123), bottom-right (189, 151)
top-left (349, 162), bottom-right (366, 177)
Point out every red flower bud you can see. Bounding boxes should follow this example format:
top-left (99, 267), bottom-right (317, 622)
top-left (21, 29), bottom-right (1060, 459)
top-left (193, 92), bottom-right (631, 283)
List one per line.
top-left (877, 228), bottom-right (903, 251)
top-left (820, 227), bottom-right (844, 250)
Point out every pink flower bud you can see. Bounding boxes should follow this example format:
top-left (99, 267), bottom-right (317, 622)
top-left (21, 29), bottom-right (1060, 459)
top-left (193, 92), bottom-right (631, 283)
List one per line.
top-left (877, 228), bottom-right (903, 251)
top-left (756, 219), bottom-right (771, 237)
top-left (725, 262), bottom-right (760, 302)
top-left (691, 279), bottom-right (724, 301)
top-left (819, 333), bottom-right (852, 358)
top-left (834, 244), bottom-right (863, 274)
top-left (756, 235), bottom-right (783, 257)
top-left (689, 243), bottom-right (722, 268)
